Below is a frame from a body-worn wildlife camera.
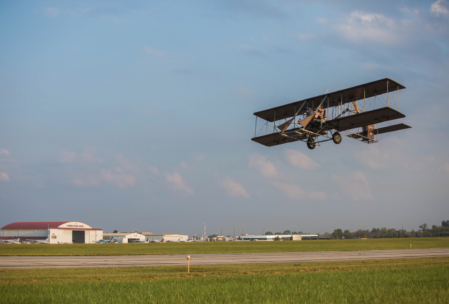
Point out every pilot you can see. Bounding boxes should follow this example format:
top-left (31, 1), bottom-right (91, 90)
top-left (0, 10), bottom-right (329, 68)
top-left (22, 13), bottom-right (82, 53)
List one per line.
top-left (314, 107), bottom-right (325, 119)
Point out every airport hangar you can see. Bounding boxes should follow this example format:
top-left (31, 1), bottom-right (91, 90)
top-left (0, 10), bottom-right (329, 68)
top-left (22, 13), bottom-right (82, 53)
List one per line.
top-left (0, 222), bottom-right (103, 244)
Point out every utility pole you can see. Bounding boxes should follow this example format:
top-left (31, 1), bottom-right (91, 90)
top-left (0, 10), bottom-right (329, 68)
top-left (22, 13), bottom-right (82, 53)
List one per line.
top-left (203, 223), bottom-right (206, 242)
top-left (233, 226), bottom-right (235, 239)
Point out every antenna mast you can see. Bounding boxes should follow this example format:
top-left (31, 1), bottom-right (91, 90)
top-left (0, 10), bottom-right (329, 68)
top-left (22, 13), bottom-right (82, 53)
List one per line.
top-left (203, 223), bottom-right (206, 242)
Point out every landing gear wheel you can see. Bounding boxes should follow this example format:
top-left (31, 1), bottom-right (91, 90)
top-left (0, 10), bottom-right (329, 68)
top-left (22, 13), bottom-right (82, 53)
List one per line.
top-left (333, 132), bottom-right (342, 144)
top-left (307, 138), bottom-right (316, 150)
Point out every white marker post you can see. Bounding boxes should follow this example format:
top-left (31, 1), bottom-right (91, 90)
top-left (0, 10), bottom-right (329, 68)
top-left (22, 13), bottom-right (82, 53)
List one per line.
top-left (410, 244), bottom-right (412, 249)
top-left (187, 255), bottom-right (191, 273)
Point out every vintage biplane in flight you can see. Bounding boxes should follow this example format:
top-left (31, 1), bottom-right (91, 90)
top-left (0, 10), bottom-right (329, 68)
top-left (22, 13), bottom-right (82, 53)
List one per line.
top-left (251, 78), bottom-right (411, 150)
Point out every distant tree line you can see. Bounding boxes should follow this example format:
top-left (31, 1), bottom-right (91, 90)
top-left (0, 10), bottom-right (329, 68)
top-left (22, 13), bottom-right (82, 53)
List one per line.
top-left (330, 221), bottom-right (449, 239)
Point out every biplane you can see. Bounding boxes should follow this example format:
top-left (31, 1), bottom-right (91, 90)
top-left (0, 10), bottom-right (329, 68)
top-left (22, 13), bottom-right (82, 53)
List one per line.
top-left (251, 78), bottom-right (411, 149)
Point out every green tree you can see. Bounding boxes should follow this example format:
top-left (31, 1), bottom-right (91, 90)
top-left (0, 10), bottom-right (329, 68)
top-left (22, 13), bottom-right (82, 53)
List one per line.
top-left (332, 229), bottom-right (342, 239)
top-left (265, 231), bottom-right (273, 235)
top-left (343, 230), bottom-right (354, 239)
top-left (113, 230), bottom-right (118, 233)
top-left (419, 223), bottom-right (428, 236)
top-left (283, 230), bottom-right (291, 235)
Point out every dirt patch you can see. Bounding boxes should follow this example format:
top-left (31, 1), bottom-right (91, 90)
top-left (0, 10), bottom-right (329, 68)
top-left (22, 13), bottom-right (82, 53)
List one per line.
top-left (195, 273), bottom-right (206, 277)
top-left (244, 272), bottom-right (254, 275)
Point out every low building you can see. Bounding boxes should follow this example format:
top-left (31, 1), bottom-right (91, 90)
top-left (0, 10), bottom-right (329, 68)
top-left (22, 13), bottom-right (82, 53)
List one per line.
top-left (318, 234), bottom-right (332, 240)
top-left (0, 221), bottom-right (103, 244)
top-left (103, 232), bottom-right (145, 243)
top-left (145, 234), bottom-right (188, 242)
top-left (240, 234), bottom-right (318, 241)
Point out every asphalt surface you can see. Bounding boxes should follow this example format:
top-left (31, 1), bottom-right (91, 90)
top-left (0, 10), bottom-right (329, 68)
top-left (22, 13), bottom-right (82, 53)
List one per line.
top-left (0, 248), bottom-right (448, 269)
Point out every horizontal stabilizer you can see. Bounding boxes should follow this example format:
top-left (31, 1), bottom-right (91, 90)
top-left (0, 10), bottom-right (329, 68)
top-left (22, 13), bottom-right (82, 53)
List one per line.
top-left (349, 123), bottom-right (411, 139)
top-left (376, 123), bottom-right (411, 135)
top-left (327, 107), bottom-right (405, 132)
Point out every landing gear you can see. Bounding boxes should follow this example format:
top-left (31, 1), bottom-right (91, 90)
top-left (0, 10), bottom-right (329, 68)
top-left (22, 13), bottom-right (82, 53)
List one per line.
top-left (307, 138), bottom-right (316, 150)
top-left (332, 132), bottom-right (342, 144)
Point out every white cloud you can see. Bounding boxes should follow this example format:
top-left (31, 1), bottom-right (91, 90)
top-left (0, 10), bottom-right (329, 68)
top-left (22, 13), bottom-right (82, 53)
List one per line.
top-left (71, 168), bottom-right (136, 189)
top-left (431, 0), bottom-right (449, 16)
top-left (116, 153), bottom-right (140, 173)
top-left (215, 174), bottom-right (250, 198)
top-left (44, 7), bottom-right (61, 17)
top-left (101, 169), bottom-right (136, 189)
top-left (354, 139), bottom-right (435, 171)
top-left (59, 147), bottom-right (103, 164)
top-left (0, 149), bottom-right (10, 155)
top-left (166, 172), bottom-right (194, 195)
top-left (272, 182), bottom-right (326, 200)
top-left (63, 150), bottom-right (137, 189)
top-left (442, 162), bottom-right (449, 172)
top-left (332, 171), bottom-right (373, 201)
top-left (0, 172), bottom-right (9, 182)
top-left (354, 146), bottom-right (389, 169)
top-left (179, 161), bottom-right (191, 170)
top-left (143, 47), bottom-right (166, 56)
top-left (272, 182), bottom-right (306, 199)
top-left (332, 11), bottom-right (404, 47)
top-left (297, 33), bottom-right (315, 41)
top-left (149, 166), bottom-right (159, 174)
top-left (285, 150), bottom-right (319, 170)
top-left (249, 154), bottom-right (277, 177)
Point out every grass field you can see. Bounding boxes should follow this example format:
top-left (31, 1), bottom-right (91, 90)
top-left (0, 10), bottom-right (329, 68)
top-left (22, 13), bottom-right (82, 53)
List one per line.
top-left (0, 237), bottom-right (448, 256)
top-left (0, 257), bottom-right (448, 303)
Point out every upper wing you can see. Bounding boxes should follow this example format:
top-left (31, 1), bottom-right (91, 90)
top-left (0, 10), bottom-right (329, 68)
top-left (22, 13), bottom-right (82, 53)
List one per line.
top-left (253, 78), bottom-right (405, 122)
top-left (327, 107), bottom-right (405, 132)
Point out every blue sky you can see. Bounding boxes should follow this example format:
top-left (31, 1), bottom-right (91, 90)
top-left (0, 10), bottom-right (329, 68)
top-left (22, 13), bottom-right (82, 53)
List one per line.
top-left (1, 0), bottom-right (448, 236)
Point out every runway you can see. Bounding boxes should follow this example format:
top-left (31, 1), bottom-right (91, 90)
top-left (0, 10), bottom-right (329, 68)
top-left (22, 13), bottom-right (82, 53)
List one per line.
top-left (1, 248), bottom-right (448, 269)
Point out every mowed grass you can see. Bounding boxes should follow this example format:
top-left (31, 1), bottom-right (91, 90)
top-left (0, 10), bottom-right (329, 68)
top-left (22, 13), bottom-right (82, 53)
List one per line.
top-left (0, 257), bottom-right (448, 303)
top-left (1, 237), bottom-right (448, 256)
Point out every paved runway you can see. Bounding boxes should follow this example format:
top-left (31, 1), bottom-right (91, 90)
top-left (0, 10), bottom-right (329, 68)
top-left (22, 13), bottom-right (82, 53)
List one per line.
top-left (1, 248), bottom-right (448, 269)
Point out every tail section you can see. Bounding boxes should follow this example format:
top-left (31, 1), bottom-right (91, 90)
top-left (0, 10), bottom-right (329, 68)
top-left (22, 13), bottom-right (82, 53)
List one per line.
top-left (363, 125), bottom-right (375, 140)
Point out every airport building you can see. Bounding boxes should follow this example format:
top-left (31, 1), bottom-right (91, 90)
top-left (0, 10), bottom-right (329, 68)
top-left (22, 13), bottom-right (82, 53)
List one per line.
top-left (145, 234), bottom-right (188, 242)
top-left (0, 221), bottom-right (103, 244)
top-left (102, 233), bottom-right (188, 243)
top-left (240, 234), bottom-right (318, 241)
top-left (103, 232), bottom-right (146, 243)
